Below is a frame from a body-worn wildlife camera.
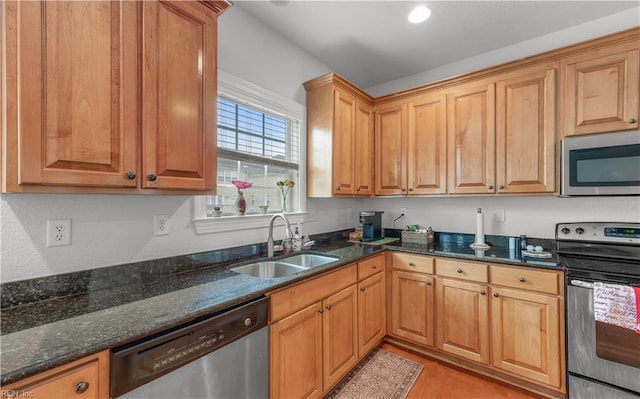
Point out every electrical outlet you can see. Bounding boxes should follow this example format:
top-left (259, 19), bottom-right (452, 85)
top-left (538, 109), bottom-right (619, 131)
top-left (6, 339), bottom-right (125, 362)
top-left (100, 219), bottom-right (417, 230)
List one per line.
top-left (47, 219), bottom-right (71, 247)
top-left (400, 207), bottom-right (407, 216)
top-left (154, 215), bottom-right (170, 236)
top-left (494, 209), bottom-right (506, 223)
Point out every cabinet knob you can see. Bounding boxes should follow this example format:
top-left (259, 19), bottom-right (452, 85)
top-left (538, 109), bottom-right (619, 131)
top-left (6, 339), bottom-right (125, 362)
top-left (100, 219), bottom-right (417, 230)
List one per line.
top-left (630, 118), bottom-right (637, 123)
top-left (457, 268), bottom-right (463, 273)
top-left (360, 287), bottom-right (365, 292)
top-left (408, 188), bottom-right (414, 192)
top-left (499, 185), bottom-right (504, 189)
top-left (493, 292), bottom-right (499, 298)
top-left (487, 185), bottom-right (494, 190)
top-left (426, 281), bottom-right (432, 286)
top-left (319, 308), bottom-right (324, 314)
top-left (480, 290), bottom-right (486, 295)
top-left (325, 304), bottom-right (332, 310)
top-left (147, 174), bottom-right (157, 182)
top-left (401, 188), bottom-right (406, 192)
top-left (75, 381), bottom-right (90, 394)
top-left (372, 264), bottom-right (377, 269)
top-left (519, 277), bottom-right (525, 282)
top-left (356, 188), bottom-right (360, 192)
top-left (335, 186), bottom-right (340, 191)
top-left (126, 171), bottom-right (136, 180)
top-left (408, 262), bottom-right (416, 267)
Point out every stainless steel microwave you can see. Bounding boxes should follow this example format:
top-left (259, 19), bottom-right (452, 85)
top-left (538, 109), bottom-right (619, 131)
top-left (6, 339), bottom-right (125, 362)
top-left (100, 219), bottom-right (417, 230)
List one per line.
top-left (561, 130), bottom-right (640, 196)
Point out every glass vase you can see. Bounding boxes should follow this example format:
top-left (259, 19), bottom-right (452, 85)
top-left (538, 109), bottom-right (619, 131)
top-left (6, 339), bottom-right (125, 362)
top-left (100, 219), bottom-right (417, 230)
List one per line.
top-left (282, 193), bottom-right (287, 213)
top-left (236, 190), bottom-right (246, 216)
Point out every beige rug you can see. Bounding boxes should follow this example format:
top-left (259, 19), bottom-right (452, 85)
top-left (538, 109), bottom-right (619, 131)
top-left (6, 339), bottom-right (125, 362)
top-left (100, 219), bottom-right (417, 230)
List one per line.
top-left (325, 348), bottom-right (423, 399)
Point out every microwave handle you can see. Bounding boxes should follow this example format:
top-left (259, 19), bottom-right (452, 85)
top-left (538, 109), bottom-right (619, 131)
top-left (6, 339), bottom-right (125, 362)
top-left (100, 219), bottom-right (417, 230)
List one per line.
top-left (570, 280), bottom-right (594, 289)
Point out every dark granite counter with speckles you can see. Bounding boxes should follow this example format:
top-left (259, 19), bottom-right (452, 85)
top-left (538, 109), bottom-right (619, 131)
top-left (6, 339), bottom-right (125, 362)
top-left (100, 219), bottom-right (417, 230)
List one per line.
top-left (1, 229), bottom-right (559, 385)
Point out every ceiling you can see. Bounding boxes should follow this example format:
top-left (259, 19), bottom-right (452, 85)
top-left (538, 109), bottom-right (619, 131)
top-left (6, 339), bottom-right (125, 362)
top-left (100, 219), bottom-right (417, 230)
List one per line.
top-left (234, 1), bottom-right (639, 89)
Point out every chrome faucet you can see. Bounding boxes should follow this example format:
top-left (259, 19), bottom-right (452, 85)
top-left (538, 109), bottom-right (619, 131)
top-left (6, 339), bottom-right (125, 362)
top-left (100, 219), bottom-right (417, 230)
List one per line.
top-left (267, 213), bottom-right (292, 257)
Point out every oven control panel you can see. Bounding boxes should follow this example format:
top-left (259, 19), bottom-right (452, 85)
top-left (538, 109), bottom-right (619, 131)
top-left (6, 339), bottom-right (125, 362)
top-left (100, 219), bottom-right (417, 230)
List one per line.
top-left (556, 222), bottom-right (640, 244)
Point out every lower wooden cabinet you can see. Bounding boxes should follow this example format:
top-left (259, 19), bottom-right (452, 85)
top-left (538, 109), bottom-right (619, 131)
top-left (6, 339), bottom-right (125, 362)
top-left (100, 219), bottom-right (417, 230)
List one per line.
top-left (358, 271), bottom-right (386, 356)
top-left (435, 277), bottom-right (490, 364)
top-left (391, 270), bottom-right (435, 347)
top-left (1, 351), bottom-right (109, 399)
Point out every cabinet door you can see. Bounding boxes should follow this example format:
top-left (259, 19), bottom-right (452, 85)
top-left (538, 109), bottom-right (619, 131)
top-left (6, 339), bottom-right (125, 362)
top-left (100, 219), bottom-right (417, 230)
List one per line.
top-left (8, 1), bottom-right (138, 189)
top-left (375, 102), bottom-right (407, 195)
top-left (436, 278), bottom-right (489, 364)
top-left (447, 83), bottom-right (496, 194)
top-left (1, 351), bottom-right (109, 399)
top-left (354, 101), bottom-right (374, 196)
top-left (323, 285), bottom-right (358, 391)
top-left (491, 287), bottom-right (562, 388)
top-left (496, 65), bottom-right (556, 193)
top-left (408, 93), bottom-right (447, 195)
top-left (391, 270), bottom-right (435, 347)
top-left (142, 1), bottom-right (217, 190)
top-left (358, 272), bottom-right (386, 357)
top-left (270, 302), bottom-right (324, 399)
top-left (332, 90), bottom-right (356, 195)
top-left (562, 43), bottom-right (639, 136)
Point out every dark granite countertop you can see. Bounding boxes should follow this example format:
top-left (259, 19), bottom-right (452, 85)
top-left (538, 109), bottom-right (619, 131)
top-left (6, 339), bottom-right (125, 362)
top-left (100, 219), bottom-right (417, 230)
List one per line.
top-left (0, 229), bottom-right (559, 385)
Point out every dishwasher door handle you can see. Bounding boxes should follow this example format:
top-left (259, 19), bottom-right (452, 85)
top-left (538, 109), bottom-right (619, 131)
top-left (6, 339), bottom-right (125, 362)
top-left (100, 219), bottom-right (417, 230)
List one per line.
top-left (570, 280), bottom-right (594, 289)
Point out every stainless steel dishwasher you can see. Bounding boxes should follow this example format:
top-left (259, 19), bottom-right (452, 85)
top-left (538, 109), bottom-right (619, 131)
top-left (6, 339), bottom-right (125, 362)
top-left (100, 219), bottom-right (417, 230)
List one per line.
top-left (111, 296), bottom-right (268, 399)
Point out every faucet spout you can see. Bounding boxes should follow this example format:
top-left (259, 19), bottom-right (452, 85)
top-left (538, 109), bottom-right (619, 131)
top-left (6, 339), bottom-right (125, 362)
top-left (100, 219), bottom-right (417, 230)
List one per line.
top-left (267, 213), bottom-right (292, 258)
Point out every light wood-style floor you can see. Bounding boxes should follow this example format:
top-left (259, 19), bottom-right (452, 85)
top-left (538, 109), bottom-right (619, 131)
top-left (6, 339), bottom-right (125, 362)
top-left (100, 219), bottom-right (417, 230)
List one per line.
top-left (381, 343), bottom-right (545, 399)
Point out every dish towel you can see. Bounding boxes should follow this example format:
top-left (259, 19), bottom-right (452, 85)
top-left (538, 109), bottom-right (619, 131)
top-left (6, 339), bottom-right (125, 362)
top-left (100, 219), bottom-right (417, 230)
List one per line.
top-left (593, 282), bottom-right (640, 334)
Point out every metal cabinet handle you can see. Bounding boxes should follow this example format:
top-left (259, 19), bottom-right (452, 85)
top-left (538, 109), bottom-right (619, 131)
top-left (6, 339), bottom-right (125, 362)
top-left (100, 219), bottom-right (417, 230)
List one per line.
top-left (147, 174), bottom-right (157, 182)
top-left (493, 292), bottom-right (499, 297)
top-left (335, 186), bottom-right (340, 191)
top-left (126, 171), bottom-right (136, 180)
top-left (519, 277), bottom-right (525, 282)
top-left (75, 381), bottom-right (90, 394)
top-left (401, 188), bottom-right (406, 192)
top-left (372, 264), bottom-right (377, 269)
top-left (630, 118), bottom-right (637, 123)
top-left (426, 281), bottom-right (432, 286)
top-left (319, 308), bottom-right (324, 314)
top-left (499, 185), bottom-right (504, 189)
top-left (325, 304), bottom-right (332, 310)
top-left (488, 185), bottom-right (494, 190)
top-left (457, 268), bottom-right (463, 273)
top-left (480, 290), bottom-right (486, 295)
top-left (408, 188), bottom-right (414, 192)
top-left (408, 262), bottom-right (416, 267)
top-left (360, 287), bottom-right (365, 292)
top-left (356, 188), bottom-right (360, 192)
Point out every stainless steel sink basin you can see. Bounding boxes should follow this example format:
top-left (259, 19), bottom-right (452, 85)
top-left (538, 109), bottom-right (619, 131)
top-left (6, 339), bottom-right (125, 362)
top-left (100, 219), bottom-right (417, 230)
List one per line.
top-left (230, 261), bottom-right (308, 279)
top-left (282, 254), bottom-right (340, 268)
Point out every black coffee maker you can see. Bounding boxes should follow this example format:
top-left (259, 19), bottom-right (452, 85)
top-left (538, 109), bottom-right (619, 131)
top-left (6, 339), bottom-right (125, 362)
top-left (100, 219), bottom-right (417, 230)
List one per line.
top-left (359, 211), bottom-right (384, 242)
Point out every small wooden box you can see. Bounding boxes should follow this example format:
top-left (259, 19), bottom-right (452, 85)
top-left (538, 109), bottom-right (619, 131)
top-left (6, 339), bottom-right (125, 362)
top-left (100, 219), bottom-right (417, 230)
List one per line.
top-left (401, 230), bottom-right (434, 245)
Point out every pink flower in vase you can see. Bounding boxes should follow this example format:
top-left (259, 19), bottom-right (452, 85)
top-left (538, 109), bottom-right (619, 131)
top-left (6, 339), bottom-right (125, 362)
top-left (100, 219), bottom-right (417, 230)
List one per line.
top-left (232, 180), bottom-right (252, 215)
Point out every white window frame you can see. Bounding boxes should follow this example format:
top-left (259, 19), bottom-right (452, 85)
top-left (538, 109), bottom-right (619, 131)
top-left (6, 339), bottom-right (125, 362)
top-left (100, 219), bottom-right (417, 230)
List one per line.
top-left (193, 70), bottom-right (307, 234)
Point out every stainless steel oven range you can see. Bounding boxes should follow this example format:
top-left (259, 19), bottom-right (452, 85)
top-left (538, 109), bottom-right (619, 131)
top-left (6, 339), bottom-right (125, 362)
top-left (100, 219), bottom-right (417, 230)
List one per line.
top-left (558, 222), bottom-right (640, 399)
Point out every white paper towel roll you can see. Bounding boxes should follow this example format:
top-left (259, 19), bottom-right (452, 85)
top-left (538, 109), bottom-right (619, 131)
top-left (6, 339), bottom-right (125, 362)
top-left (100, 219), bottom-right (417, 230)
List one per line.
top-left (475, 208), bottom-right (484, 245)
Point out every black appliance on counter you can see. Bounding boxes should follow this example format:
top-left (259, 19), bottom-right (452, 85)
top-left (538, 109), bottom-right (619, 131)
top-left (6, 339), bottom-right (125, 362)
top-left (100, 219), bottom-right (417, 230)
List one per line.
top-left (557, 222), bottom-right (640, 399)
top-left (359, 211), bottom-right (383, 242)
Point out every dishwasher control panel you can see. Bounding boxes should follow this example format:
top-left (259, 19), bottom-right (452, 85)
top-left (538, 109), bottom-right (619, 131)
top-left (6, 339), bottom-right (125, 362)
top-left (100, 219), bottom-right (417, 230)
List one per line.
top-left (111, 297), bottom-right (268, 398)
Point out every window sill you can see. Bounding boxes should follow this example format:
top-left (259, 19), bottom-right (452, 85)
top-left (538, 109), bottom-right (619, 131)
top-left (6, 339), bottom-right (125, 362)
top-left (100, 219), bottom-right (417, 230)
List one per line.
top-left (193, 212), bottom-right (308, 235)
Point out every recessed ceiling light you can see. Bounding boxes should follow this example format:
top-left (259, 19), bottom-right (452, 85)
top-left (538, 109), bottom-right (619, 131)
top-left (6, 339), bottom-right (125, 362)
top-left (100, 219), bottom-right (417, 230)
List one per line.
top-left (408, 6), bottom-right (431, 24)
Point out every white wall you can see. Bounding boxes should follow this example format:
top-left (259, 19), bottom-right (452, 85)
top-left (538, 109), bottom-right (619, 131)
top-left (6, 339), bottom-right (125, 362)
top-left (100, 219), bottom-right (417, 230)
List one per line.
top-left (1, 6), bottom-right (639, 283)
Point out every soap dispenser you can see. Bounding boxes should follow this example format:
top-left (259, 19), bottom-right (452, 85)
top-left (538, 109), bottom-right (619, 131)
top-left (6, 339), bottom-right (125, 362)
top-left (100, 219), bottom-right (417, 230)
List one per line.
top-left (292, 225), bottom-right (303, 252)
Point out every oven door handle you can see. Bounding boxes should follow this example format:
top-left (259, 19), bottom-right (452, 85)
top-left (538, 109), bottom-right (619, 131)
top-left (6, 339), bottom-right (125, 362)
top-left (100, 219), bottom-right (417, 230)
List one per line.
top-left (570, 279), bottom-right (594, 289)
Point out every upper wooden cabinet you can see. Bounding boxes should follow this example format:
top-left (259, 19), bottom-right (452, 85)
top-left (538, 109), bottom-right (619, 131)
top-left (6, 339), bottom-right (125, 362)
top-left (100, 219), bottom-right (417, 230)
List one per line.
top-left (496, 63), bottom-right (557, 194)
top-left (374, 92), bottom-right (447, 196)
top-left (1, 0), bottom-right (229, 193)
top-left (561, 40), bottom-right (640, 136)
top-left (304, 73), bottom-right (374, 197)
top-left (447, 82), bottom-right (496, 194)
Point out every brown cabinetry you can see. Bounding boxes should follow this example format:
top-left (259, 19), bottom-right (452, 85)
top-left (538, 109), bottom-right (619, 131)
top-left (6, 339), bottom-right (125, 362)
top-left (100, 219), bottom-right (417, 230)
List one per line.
top-left (269, 265), bottom-right (358, 397)
top-left (357, 255), bottom-right (386, 357)
top-left (561, 40), bottom-right (640, 136)
top-left (390, 253), bottom-right (435, 346)
top-left (489, 264), bottom-right (564, 389)
top-left (1, 351), bottom-right (109, 399)
top-left (435, 259), bottom-right (490, 364)
top-left (2, 0), bottom-right (228, 193)
top-left (374, 92), bottom-right (447, 196)
top-left (304, 73), bottom-right (374, 197)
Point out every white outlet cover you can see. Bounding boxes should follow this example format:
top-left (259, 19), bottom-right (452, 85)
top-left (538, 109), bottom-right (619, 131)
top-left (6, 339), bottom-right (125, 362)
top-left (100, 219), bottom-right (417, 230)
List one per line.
top-left (154, 215), bottom-right (170, 236)
top-left (47, 219), bottom-right (71, 247)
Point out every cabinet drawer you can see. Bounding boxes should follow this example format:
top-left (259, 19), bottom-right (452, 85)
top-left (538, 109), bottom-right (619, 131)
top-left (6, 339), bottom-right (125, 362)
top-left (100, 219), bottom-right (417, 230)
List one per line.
top-left (436, 258), bottom-right (488, 283)
top-left (358, 254), bottom-right (385, 280)
top-left (490, 265), bottom-right (561, 295)
top-left (269, 264), bottom-right (357, 322)
top-left (392, 253), bottom-right (434, 274)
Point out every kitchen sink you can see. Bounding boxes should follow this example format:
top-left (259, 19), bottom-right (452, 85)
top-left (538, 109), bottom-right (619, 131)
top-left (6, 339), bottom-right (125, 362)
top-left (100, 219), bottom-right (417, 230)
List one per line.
top-left (281, 254), bottom-right (340, 268)
top-left (230, 253), bottom-right (341, 279)
top-left (230, 261), bottom-right (309, 279)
